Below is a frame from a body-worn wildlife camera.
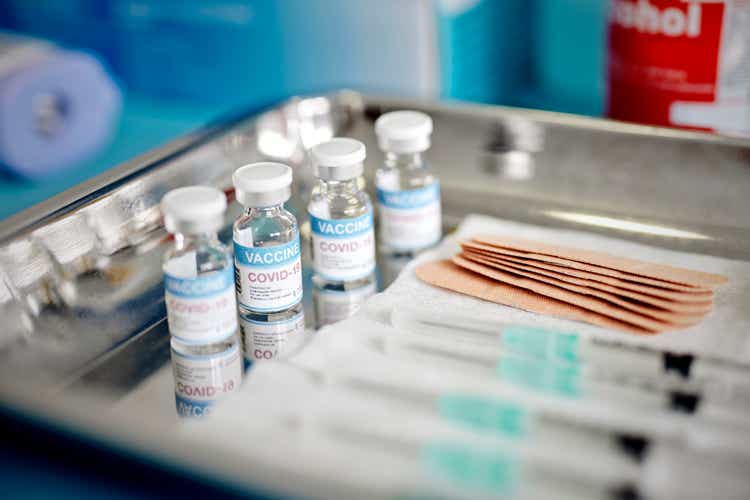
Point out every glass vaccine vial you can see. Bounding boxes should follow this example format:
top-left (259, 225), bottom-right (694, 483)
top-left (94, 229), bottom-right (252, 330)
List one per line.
top-left (307, 138), bottom-right (376, 291)
top-left (232, 163), bottom-right (305, 364)
top-left (161, 186), bottom-right (242, 418)
top-left (374, 111), bottom-right (441, 255)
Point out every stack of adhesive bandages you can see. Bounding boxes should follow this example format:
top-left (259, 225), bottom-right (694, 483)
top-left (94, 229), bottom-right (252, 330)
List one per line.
top-left (417, 235), bottom-right (727, 334)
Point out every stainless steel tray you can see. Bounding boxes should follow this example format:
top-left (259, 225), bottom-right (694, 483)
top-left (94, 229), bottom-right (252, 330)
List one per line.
top-left (1, 92), bottom-right (749, 498)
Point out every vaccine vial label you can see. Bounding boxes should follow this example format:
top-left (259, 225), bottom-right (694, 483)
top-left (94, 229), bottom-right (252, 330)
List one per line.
top-left (377, 182), bottom-right (441, 251)
top-left (172, 343), bottom-right (242, 418)
top-left (239, 312), bottom-right (306, 362)
top-left (309, 211), bottom-right (375, 281)
top-left (164, 265), bottom-right (238, 343)
top-left (234, 232), bottom-right (303, 312)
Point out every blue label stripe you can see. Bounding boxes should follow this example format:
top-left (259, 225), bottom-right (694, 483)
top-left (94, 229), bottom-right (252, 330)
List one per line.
top-left (377, 182), bottom-right (440, 209)
top-left (234, 232), bottom-right (301, 267)
top-left (165, 266), bottom-right (234, 299)
top-left (175, 394), bottom-right (214, 418)
top-left (308, 212), bottom-right (373, 239)
top-left (242, 311), bottom-right (305, 326)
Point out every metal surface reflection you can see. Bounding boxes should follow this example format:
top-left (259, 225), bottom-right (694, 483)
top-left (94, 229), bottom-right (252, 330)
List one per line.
top-left (481, 117), bottom-right (543, 181)
top-left (0, 91), bottom-right (747, 456)
top-left (313, 281), bottom-right (377, 329)
top-left (1, 91), bottom-right (749, 393)
top-left (542, 210), bottom-right (712, 241)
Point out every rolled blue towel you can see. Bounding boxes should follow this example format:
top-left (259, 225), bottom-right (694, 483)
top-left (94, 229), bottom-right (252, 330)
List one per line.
top-left (0, 31), bottom-right (121, 179)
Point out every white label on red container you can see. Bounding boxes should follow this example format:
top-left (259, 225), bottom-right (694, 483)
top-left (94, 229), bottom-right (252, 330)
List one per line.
top-left (608, 0), bottom-right (750, 135)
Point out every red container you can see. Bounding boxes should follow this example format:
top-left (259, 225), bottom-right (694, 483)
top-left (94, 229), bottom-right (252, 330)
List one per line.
top-left (607, 0), bottom-right (750, 135)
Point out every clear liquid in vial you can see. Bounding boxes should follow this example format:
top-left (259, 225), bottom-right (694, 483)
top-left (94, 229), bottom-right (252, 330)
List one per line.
top-left (308, 178), bottom-right (376, 291)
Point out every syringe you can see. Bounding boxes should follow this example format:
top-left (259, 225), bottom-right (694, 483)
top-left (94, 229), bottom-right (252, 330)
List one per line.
top-left (289, 336), bottom-right (750, 463)
top-left (391, 305), bottom-right (750, 413)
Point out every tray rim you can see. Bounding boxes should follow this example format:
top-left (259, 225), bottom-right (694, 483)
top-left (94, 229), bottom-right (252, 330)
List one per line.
top-left (2, 91), bottom-right (750, 499)
top-left (3, 92), bottom-right (749, 245)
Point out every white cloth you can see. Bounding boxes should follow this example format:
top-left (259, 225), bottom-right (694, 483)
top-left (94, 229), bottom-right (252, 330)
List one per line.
top-left (365, 214), bottom-right (750, 363)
